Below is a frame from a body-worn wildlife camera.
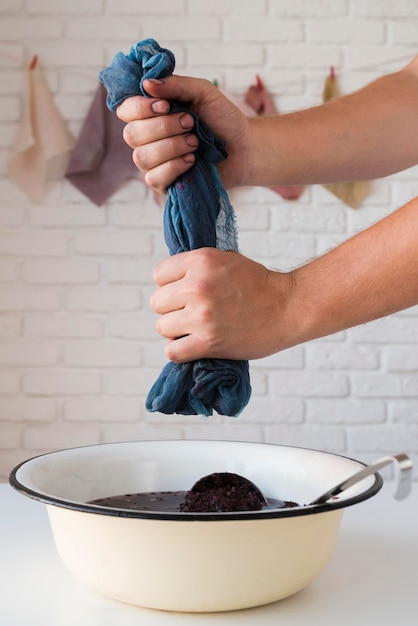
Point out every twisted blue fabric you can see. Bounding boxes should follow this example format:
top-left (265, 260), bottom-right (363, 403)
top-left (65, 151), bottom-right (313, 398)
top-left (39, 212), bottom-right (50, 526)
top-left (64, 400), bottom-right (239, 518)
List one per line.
top-left (99, 39), bottom-right (251, 417)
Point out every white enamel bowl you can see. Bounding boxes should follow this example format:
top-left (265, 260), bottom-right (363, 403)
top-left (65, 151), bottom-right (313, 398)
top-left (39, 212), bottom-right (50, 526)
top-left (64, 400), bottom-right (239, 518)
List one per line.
top-left (9, 440), bottom-right (382, 613)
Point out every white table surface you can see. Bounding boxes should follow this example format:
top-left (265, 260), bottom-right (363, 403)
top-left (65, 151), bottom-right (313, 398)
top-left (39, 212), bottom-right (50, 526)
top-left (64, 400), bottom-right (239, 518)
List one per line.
top-left (1, 481), bottom-right (417, 625)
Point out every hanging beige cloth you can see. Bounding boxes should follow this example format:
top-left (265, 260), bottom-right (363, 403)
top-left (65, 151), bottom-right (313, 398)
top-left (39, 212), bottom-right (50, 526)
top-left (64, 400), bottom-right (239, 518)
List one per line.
top-left (8, 56), bottom-right (74, 203)
top-left (321, 67), bottom-right (369, 209)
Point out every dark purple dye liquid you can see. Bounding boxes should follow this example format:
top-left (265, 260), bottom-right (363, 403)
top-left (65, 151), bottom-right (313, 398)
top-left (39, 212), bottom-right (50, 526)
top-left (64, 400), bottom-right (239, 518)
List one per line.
top-left (89, 491), bottom-right (299, 513)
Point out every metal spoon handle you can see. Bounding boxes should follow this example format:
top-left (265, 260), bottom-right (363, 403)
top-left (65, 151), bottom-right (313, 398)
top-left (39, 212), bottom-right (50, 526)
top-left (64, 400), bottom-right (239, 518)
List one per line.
top-left (310, 453), bottom-right (413, 506)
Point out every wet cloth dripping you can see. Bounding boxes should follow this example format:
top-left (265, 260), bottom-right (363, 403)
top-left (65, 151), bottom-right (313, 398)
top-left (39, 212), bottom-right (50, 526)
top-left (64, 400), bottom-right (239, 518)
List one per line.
top-left (99, 38), bottom-right (251, 417)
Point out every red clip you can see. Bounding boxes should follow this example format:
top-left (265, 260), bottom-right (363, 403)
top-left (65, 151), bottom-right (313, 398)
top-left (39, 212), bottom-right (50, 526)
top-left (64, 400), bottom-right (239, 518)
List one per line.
top-left (330, 65), bottom-right (335, 80)
top-left (29, 54), bottom-right (38, 70)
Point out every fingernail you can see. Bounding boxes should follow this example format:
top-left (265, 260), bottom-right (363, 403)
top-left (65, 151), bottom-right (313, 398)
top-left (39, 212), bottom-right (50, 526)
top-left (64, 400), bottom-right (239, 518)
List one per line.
top-left (185, 133), bottom-right (199, 148)
top-left (151, 100), bottom-right (170, 114)
top-left (146, 78), bottom-right (165, 85)
top-left (179, 113), bottom-right (194, 130)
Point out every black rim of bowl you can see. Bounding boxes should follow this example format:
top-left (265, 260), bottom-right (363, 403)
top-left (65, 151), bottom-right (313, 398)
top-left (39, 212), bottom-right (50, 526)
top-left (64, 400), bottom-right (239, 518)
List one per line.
top-left (8, 441), bottom-right (384, 521)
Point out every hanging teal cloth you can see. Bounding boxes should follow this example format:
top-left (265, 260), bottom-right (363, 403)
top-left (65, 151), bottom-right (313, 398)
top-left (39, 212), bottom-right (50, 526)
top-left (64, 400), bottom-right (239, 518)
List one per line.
top-left (99, 39), bottom-right (251, 417)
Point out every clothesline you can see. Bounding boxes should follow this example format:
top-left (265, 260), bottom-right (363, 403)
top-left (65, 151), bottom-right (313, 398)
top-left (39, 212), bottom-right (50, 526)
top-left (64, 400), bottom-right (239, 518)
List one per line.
top-left (0, 49), bottom-right (414, 79)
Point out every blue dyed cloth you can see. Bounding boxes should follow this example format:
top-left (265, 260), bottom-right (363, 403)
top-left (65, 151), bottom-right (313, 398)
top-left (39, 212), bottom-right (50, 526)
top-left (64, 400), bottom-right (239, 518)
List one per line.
top-left (99, 39), bottom-right (251, 417)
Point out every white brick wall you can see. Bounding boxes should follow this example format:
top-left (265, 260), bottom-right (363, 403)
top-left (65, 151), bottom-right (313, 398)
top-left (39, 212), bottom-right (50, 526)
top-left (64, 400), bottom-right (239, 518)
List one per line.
top-left (1, 0), bottom-right (418, 480)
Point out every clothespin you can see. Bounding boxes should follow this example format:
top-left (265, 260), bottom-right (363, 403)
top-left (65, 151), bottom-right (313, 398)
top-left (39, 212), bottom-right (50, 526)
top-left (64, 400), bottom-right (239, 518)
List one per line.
top-left (255, 74), bottom-right (263, 90)
top-left (29, 54), bottom-right (38, 70)
top-left (323, 65), bottom-right (340, 102)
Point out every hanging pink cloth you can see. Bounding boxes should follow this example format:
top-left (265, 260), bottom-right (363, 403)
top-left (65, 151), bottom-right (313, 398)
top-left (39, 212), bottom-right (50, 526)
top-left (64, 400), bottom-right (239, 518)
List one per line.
top-left (243, 75), bottom-right (305, 201)
top-left (8, 56), bottom-right (74, 203)
top-left (65, 83), bottom-right (139, 206)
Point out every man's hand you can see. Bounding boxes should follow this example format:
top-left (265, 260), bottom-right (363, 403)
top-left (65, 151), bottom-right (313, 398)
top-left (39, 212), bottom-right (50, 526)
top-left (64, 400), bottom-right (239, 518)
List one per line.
top-left (116, 75), bottom-right (251, 193)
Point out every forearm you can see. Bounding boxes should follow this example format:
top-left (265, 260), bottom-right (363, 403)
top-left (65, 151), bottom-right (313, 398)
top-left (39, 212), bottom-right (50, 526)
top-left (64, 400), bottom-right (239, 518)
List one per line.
top-left (245, 56), bottom-right (418, 187)
top-left (280, 196), bottom-right (418, 349)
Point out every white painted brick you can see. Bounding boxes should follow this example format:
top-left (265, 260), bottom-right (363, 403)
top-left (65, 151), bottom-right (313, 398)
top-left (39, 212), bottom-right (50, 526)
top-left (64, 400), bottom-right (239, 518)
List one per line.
top-left (23, 370), bottom-right (101, 395)
top-left (190, 0), bottom-right (267, 14)
top-left (0, 96), bottom-right (21, 122)
top-left (105, 258), bottom-right (158, 285)
top-left (0, 43), bottom-right (23, 67)
top-left (64, 343), bottom-right (142, 368)
top-left (306, 343), bottom-right (380, 370)
top-left (142, 341), bottom-right (169, 369)
top-left (64, 397), bottom-right (142, 422)
top-left (224, 16), bottom-right (304, 43)
top-left (0, 397), bottom-right (56, 421)
top-left (0, 122), bottom-right (17, 147)
top-left (254, 346), bottom-right (304, 370)
top-left (233, 203), bottom-right (270, 232)
top-left (264, 425), bottom-right (346, 452)
top-left (351, 373), bottom-right (418, 398)
top-left (0, 371), bottom-right (19, 393)
top-left (65, 288), bottom-right (141, 312)
top-left (267, 44), bottom-right (343, 70)
top-left (349, 316), bottom-right (418, 343)
top-left (0, 17), bottom-right (62, 40)
top-left (105, 368), bottom-right (158, 396)
top-left (349, 425), bottom-right (418, 452)
top-left (22, 260), bottom-right (100, 285)
top-left (101, 424), bottom-right (183, 443)
top-left (134, 18), bottom-right (221, 42)
top-left (110, 203), bottom-right (162, 229)
top-left (269, 370), bottom-right (349, 397)
top-left (271, 204), bottom-right (346, 233)
top-left (384, 345), bottom-right (418, 372)
top-left (391, 179), bottom-right (418, 207)
top-left (106, 0), bottom-right (185, 15)
top-left (391, 20), bottom-right (418, 45)
top-left (183, 425), bottom-right (264, 442)
top-left (271, 0), bottom-right (347, 17)
top-left (27, 0), bottom-right (102, 15)
top-left (244, 369), bottom-right (267, 396)
top-left (29, 41), bottom-right (103, 68)
top-left (0, 425), bottom-right (21, 449)
top-left (0, 205), bottom-right (24, 227)
top-left (23, 423), bottom-right (101, 450)
top-left (108, 313), bottom-right (156, 340)
top-left (0, 233), bottom-right (67, 256)
top-left (307, 19), bottom-right (385, 44)
top-left (0, 289), bottom-right (59, 312)
top-left (0, 0), bottom-right (24, 11)
top-left (24, 314), bottom-right (102, 339)
top-left (239, 396), bottom-right (305, 424)
top-left (347, 45), bottom-right (416, 71)
top-left (351, 0), bottom-right (418, 18)
top-left (0, 316), bottom-right (20, 338)
top-left (187, 43), bottom-right (264, 68)
top-left (306, 398), bottom-right (386, 424)
top-left (0, 70), bottom-right (24, 95)
top-left (0, 342), bottom-right (59, 366)
top-left (388, 400), bottom-right (418, 424)
top-left (65, 18), bottom-right (139, 41)
top-left (74, 231), bottom-right (153, 256)
top-left (30, 204), bottom-right (105, 227)
top-left (0, 261), bottom-right (18, 283)
top-left (239, 231), bottom-right (316, 260)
